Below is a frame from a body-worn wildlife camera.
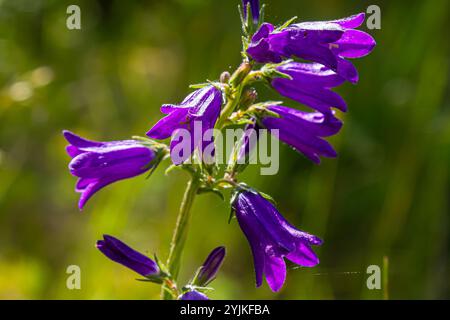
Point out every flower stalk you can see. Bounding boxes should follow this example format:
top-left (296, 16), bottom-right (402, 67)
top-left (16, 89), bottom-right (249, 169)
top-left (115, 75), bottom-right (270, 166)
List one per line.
top-left (161, 177), bottom-right (201, 299)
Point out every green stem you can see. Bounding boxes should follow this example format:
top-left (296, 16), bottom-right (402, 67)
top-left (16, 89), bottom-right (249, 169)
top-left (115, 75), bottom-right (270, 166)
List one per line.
top-left (161, 177), bottom-right (200, 300)
top-left (215, 91), bottom-right (242, 129)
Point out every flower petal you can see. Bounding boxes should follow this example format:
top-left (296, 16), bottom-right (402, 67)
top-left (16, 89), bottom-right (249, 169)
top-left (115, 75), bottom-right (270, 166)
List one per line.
top-left (277, 62), bottom-right (345, 88)
top-left (267, 106), bottom-right (343, 137)
top-left (63, 130), bottom-right (102, 148)
top-left (234, 196), bottom-right (266, 288)
top-left (333, 30), bottom-right (376, 58)
top-left (331, 13), bottom-right (365, 29)
top-left (146, 108), bottom-right (189, 140)
top-left (78, 177), bottom-right (116, 209)
top-left (69, 146), bottom-right (153, 178)
top-left (264, 255), bottom-right (286, 292)
top-left (188, 86), bottom-right (222, 119)
top-left (272, 78), bottom-right (347, 113)
top-left (290, 22), bottom-right (345, 43)
top-left (66, 145), bottom-right (82, 157)
top-left (286, 241), bottom-right (320, 267)
top-left (337, 58), bottom-right (359, 84)
top-left (238, 192), bottom-right (296, 252)
top-left (179, 291), bottom-right (209, 300)
top-left (251, 23), bottom-right (274, 42)
top-left (263, 117), bottom-right (338, 163)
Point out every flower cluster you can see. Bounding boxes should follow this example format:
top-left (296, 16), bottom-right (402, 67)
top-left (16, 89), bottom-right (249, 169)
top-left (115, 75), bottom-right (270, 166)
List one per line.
top-left (63, 0), bottom-right (375, 299)
top-left (247, 13), bottom-right (375, 83)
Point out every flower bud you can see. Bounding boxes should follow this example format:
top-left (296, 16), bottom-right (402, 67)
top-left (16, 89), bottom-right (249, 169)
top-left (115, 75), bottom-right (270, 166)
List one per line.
top-left (194, 246), bottom-right (226, 286)
top-left (220, 71), bottom-right (231, 84)
top-left (230, 62), bottom-right (252, 86)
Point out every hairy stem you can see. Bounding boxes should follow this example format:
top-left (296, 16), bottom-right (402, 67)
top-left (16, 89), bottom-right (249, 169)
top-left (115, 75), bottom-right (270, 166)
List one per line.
top-left (215, 90), bottom-right (242, 129)
top-left (215, 62), bottom-right (253, 129)
top-left (161, 177), bottom-right (200, 299)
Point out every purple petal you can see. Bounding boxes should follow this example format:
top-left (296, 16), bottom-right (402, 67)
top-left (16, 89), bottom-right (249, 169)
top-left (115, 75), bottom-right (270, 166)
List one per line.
top-left (146, 108), bottom-right (189, 140)
top-left (78, 177), bottom-right (118, 209)
top-left (188, 86), bottom-right (222, 119)
top-left (251, 23), bottom-right (274, 42)
top-left (286, 241), bottom-right (320, 267)
top-left (242, 0), bottom-right (260, 23)
top-left (267, 106), bottom-right (343, 137)
top-left (75, 177), bottom-right (96, 191)
top-left (277, 62), bottom-right (346, 88)
top-left (234, 196), bottom-right (266, 288)
top-left (237, 192), bottom-right (296, 252)
top-left (247, 39), bottom-right (284, 63)
top-left (264, 255), bottom-right (286, 292)
top-left (331, 12), bottom-right (365, 28)
top-left (337, 58), bottom-right (359, 84)
top-left (272, 78), bottom-right (347, 113)
top-left (277, 31), bottom-right (340, 71)
top-left (333, 30), bottom-right (376, 58)
top-left (66, 145), bottom-right (82, 157)
top-left (263, 116), bottom-right (338, 163)
top-left (247, 26), bottom-right (286, 63)
top-left (290, 22), bottom-right (345, 43)
top-left (237, 121), bottom-right (259, 162)
top-left (63, 130), bottom-right (103, 148)
top-left (170, 127), bottom-right (196, 165)
top-left (69, 146), bottom-right (153, 178)
top-left (180, 291), bottom-right (209, 300)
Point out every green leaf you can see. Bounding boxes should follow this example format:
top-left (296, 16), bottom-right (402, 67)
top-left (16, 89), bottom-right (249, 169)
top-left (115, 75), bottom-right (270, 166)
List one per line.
top-left (258, 191), bottom-right (277, 206)
top-left (189, 82), bottom-right (210, 89)
top-left (277, 16), bottom-right (298, 31)
top-left (136, 277), bottom-right (163, 285)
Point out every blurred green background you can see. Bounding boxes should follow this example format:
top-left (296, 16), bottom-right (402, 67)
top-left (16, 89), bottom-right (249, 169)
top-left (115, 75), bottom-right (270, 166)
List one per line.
top-left (0, 0), bottom-right (449, 299)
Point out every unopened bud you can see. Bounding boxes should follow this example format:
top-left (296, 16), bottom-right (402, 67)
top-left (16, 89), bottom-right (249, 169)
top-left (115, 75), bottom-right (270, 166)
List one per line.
top-left (240, 88), bottom-right (258, 109)
top-left (220, 71), bottom-right (231, 84)
top-left (230, 62), bottom-right (252, 86)
top-left (194, 246), bottom-right (226, 286)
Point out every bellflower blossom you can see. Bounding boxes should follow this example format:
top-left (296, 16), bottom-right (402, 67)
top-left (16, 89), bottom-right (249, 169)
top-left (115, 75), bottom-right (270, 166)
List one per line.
top-left (63, 131), bottom-right (156, 210)
top-left (262, 105), bottom-right (342, 164)
top-left (271, 62), bottom-right (347, 114)
top-left (232, 190), bottom-right (323, 292)
top-left (247, 13), bottom-right (376, 83)
top-left (242, 0), bottom-right (260, 23)
top-left (96, 235), bottom-right (160, 278)
top-left (147, 85), bottom-right (222, 165)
